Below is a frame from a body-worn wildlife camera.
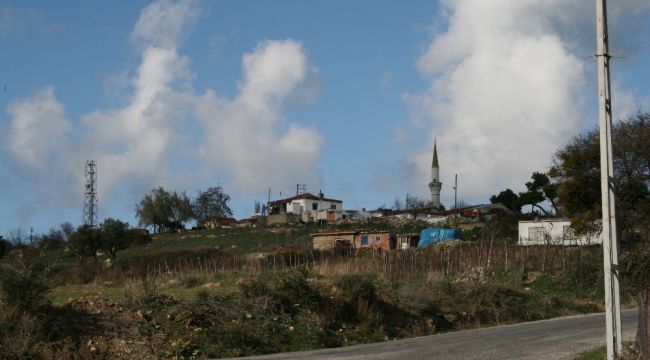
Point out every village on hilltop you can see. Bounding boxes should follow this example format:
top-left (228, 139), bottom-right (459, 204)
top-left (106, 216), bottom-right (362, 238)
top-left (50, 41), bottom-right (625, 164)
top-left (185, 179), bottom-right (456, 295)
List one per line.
top-left (199, 141), bottom-right (601, 251)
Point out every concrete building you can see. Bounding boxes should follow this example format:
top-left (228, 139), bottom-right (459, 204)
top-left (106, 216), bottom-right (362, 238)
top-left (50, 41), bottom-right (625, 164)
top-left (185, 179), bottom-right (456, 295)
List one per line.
top-left (311, 230), bottom-right (396, 251)
top-left (311, 231), bottom-right (357, 250)
top-left (518, 219), bottom-right (602, 246)
top-left (267, 192), bottom-right (343, 223)
top-left (315, 209), bottom-right (372, 222)
top-left (428, 140), bottom-right (442, 209)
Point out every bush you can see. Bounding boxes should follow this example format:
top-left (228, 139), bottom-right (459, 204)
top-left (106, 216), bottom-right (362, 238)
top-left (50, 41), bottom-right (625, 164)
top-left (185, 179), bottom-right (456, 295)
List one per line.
top-left (0, 236), bottom-right (12, 260)
top-left (0, 250), bottom-right (51, 314)
top-left (128, 229), bottom-right (152, 246)
top-left (0, 268), bottom-right (50, 313)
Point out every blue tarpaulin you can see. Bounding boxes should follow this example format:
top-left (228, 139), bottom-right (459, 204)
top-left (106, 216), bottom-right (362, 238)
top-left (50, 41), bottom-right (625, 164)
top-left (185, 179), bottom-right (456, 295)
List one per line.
top-left (418, 227), bottom-right (464, 248)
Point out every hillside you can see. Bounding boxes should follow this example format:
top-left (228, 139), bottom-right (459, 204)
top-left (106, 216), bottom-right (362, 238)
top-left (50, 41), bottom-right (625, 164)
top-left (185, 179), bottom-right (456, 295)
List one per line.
top-left (0, 221), bottom-right (618, 359)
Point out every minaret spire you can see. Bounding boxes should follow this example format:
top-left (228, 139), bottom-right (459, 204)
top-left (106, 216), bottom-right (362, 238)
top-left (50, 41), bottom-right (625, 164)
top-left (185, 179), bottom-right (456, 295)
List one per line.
top-left (432, 138), bottom-right (439, 168)
top-left (429, 138), bottom-right (442, 209)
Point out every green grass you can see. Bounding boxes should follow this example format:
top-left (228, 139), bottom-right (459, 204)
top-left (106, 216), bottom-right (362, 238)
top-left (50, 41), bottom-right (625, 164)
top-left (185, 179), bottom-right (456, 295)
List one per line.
top-left (574, 346), bottom-right (606, 360)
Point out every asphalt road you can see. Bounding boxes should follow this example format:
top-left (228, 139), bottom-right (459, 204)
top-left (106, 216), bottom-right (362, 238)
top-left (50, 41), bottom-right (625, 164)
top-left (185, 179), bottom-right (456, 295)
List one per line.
top-left (230, 309), bottom-right (638, 360)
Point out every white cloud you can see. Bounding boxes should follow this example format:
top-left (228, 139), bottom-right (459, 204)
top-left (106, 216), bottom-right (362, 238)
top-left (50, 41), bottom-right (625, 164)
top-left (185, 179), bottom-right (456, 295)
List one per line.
top-left (404, 0), bottom-right (590, 203)
top-left (3, 0), bottom-right (324, 225)
top-left (195, 39), bottom-right (324, 192)
top-left (7, 87), bottom-right (71, 169)
top-left (131, 0), bottom-right (201, 49)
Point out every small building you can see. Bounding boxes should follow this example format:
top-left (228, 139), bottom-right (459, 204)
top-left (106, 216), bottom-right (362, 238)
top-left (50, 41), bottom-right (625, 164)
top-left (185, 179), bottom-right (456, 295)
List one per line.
top-left (358, 231), bottom-right (395, 251)
top-left (518, 219), bottom-right (602, 246)
top-left (311, 231), bottom-right (357, 250)
top-left (396, 233), bottom-right (420, 250)
top-left (268, 192), bottom-right (343, 223)
top-left (311, 230), bottom-right (396, 251)
top-left (315, 209), bottom-right (372, 222)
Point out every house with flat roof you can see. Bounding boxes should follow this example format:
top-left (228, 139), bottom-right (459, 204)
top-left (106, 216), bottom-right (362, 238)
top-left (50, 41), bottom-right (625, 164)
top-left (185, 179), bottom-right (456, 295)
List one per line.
top-left (268, 192), bottom-right (342, 223)
top-left (518, 218), bottom-right (602, 246)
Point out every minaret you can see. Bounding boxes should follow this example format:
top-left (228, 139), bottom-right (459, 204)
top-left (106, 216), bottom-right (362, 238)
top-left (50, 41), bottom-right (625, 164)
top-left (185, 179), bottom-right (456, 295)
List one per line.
top-left (428, 140), bottom-right (442, 209)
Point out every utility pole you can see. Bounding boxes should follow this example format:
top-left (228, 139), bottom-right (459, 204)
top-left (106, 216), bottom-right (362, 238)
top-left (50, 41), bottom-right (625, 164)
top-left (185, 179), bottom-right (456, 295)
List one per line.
top-left (453, 174), bottom-right (458, 209)
top-left (595, 1), bottom-right (622, 358)
top-left (453, 174), bottom-right (458, 227)
top-left (296, 184), bottom-right (306, 196)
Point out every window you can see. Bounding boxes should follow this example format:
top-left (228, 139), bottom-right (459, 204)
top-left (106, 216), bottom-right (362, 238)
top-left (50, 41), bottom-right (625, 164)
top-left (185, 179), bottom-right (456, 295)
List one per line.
top-left (529, 227), bottom-right (546, 243)
top-left (312, 202), bottom-right (319, 211)
top-left (335, 239), bottom-right (351, 248)
top-left (330, 204), bottom-right (337, 209)
top-left (375, 235), bottom-right (381, 244)
top-left (361, 235), bottom-right (369, 246)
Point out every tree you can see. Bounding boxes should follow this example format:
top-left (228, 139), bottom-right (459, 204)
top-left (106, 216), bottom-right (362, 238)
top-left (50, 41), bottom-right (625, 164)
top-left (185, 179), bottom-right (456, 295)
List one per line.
top-left (168, 191), bottom-right (194, 229)
top-left (0, 235), bottom-right (11, 260)
top-left (68, 225), bottom-right (101, 261)
top-left (37, 227), bottom-right (66, 250)
top-left (135, 187), bottom-right (194, 232)
top-left (490, 188), bottom-right (521, 212)
top-left (404, 193), bottom-right (430, 209)
top-left (551, 112), bottom-right (650, 355)
top-left (192, 186), bottom-right (233, 224)
top-left (392, 196), bottom-right (403, 210)
top-left (549, 111), bottom-right (650, 240)
top-left (99, 218), bottom-right (131, 260)
top-left (518, 172), bottom-right (556, 215)
top-left (59, 222), bottom-right (74, 242)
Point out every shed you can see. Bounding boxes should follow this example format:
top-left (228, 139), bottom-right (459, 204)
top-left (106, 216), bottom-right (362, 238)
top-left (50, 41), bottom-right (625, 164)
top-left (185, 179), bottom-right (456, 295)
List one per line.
top-left (518, 219), bottom-right (601, 246)
top-left (311, 231), bottom-right (357, 250)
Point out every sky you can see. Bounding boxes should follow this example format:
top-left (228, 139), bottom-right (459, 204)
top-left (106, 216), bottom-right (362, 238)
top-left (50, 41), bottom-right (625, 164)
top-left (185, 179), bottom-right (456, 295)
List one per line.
top-left (1, 0), bottom-right (650, 235)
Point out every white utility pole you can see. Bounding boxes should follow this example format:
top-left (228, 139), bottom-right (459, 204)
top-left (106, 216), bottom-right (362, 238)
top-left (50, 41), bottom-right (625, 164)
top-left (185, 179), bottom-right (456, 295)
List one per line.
top-left (595, 0), bottom-right (622, 358)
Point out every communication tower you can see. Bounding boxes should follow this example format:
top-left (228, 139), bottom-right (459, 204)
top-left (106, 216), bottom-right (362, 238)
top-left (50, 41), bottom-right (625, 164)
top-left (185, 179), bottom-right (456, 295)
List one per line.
top-left (83, 160), bottom-right (98, 227)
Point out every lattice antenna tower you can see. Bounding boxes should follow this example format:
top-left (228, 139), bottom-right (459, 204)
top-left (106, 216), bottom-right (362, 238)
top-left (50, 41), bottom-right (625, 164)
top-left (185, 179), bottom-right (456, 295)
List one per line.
top-left (83, 160), bottom-right (98, 227)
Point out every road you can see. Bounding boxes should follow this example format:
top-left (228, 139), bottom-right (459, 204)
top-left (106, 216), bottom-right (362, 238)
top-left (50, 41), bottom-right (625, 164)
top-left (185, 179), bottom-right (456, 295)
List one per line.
top-left (230, 309), bottom-right (638, 360)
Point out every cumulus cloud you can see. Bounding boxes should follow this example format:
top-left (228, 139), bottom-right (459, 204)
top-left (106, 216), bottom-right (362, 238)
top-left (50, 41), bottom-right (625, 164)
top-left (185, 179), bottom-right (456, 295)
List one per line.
top-left (131, 0), bottom-right (201, 49)
top-left (7, 87), bottom-right (71, 169)
top-left (3, 0), bottom-right (324, 227)
top-left (195, 39), bottom-right (324, 192)
top-left (402, 0), bottom-right (650, 205)
top-left (403, 0), bottom-right (591, 203)
top-left (81, 46), bottom-right (195, 198)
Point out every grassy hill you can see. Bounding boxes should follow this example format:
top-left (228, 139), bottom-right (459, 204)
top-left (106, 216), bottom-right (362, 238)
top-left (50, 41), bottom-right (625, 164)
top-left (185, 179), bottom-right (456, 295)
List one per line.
top-left (1, 220), bottom-right (617, 359)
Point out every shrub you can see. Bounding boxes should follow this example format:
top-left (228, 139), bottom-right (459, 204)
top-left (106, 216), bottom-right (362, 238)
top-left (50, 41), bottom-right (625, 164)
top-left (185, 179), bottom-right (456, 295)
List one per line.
top-left (0, 250), bottom-right (51, 314)
top-left (0, 236), bottom-right (11, 260)
top-left (276, 268), bottom-right (322, 311)
top-left (0, 268), bottom-right (50, 313)
top-left (182, 275), bottom-right (203, 289)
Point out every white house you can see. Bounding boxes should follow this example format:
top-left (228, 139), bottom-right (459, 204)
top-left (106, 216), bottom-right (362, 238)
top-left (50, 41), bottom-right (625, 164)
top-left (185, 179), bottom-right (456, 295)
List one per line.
top-left (267, 192), bottom-right (343, 222)
top-left (518, 219), bottom-right (602, 246)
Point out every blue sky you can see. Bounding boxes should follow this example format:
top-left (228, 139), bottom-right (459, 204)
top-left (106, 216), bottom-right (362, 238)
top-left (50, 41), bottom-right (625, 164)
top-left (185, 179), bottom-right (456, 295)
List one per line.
top-left (1, 0), bottom-right (649, 235)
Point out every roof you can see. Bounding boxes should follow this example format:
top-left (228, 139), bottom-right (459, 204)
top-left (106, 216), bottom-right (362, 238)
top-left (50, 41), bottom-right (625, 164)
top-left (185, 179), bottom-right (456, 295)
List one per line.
top-left (311, 231), bottom-right (358, 237)
top-left (268, 192), bottom-right (342, 206)
top-left (397, 233), bottom-right (420, 237)
top-left (442, 203), bottom-right (512, 216)
top-left (432, 140), bottom-right (439, 168)
top-left (518, 218), bottom-right (571, 224)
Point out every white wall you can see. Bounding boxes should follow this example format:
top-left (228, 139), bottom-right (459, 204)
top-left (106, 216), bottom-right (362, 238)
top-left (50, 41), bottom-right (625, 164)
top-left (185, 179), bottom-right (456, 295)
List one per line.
top-left (287, 198), bottom-right (342, 215)
top-left (518, 219), bottom-right (601, 246)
